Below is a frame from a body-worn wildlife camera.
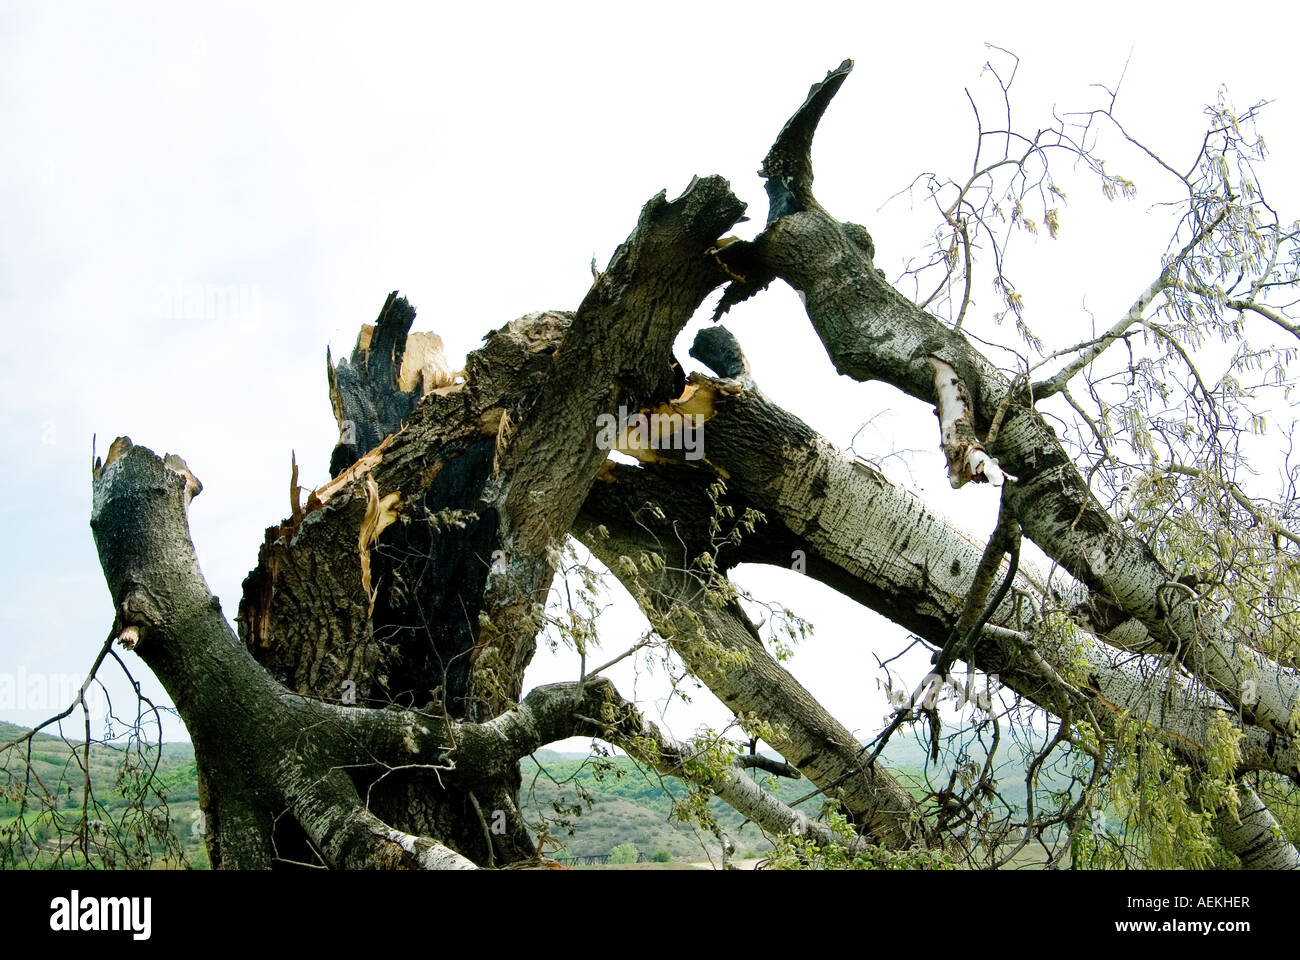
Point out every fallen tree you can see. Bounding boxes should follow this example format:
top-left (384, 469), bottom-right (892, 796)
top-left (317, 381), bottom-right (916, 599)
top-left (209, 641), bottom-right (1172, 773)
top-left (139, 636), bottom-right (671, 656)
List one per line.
top-left (9, 55), bottom-right (1300, 869)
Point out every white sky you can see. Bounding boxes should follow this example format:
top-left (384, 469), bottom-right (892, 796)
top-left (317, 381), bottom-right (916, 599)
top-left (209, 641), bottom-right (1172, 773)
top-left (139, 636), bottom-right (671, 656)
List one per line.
top-left (1, 1), bottom-right (1297, 750)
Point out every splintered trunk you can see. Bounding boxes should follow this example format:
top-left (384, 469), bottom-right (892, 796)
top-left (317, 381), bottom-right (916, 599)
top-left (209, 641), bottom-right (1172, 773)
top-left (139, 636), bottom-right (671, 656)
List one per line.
top-left (88, 175), bottom-right (751, 868)
top-left (226, 177), bottom-right (741, 864)
top-left (236, 295), bottom-right (547, 865)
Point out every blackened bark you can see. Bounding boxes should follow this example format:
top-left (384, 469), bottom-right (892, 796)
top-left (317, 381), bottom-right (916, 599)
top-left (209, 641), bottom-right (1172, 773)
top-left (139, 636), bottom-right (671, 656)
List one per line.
top-left (328, 292), bottom-right (443, 477)
top-left (225, 177), bottom-right (745, 862)
top-left (83, 62), bottom-right (1299, 870)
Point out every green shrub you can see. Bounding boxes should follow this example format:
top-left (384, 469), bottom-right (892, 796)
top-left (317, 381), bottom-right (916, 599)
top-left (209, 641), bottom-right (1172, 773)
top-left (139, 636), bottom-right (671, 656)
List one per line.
top-left (609, 842), bottom-right (638, 864)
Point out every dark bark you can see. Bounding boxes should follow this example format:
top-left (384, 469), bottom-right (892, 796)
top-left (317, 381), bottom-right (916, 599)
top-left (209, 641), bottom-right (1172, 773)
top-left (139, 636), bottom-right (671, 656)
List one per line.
top-left (102, 177), bottom-right (747, 866)
top-left (89, 439), bottom-right (849, 866)
top-left (327, 291), bottom-right (424, 477)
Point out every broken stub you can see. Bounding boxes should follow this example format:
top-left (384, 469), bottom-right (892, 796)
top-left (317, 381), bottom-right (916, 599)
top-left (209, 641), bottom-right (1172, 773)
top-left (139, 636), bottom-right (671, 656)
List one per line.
top-left (926, 357), bottom-right (1016, 488)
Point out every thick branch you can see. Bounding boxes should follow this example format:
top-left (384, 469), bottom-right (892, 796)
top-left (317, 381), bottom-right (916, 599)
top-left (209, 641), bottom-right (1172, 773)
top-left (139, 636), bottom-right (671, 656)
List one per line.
top-left (90, 440), bottom-right (527, 868)
top-left (729, 67), bottom-right (1300, 741)
top-left (478, 176), bottom-right (745, 711)
top-left (575, 492), bottom-right (932, 849)
top-left (761, 59), bottom-right (854, 221)
top-left (402, 678), bottom-right (870, 857)
top-left (634, 330), bottom-right (1300, 784)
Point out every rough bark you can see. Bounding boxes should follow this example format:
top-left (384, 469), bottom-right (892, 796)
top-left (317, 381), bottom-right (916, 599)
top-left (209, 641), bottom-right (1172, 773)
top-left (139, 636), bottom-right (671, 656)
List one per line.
top-left (91, 440), bottom-right (466, 868)
top-left (326, 291), bottom-right (458, 478)
top-left (679, 330), bottom-right (1297, 780)
top-left (107, 176), bottom-right (747, 866)
top-left (91, 436), bottom-right (844, 867)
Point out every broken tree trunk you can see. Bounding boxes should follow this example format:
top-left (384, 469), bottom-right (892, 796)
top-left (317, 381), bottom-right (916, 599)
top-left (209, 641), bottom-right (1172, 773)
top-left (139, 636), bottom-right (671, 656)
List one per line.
top-left (223, 177), bottom-right (747, 862)
top-left (83, 60), bottom-right (1300, 870)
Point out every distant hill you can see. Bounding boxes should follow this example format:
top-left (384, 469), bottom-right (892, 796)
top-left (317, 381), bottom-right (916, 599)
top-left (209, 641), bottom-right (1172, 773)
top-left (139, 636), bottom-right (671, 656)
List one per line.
top-left (520, 724), bottom-right (1076, 861)
top-left (1, 721), bottom-right (1076, 868)
top-left (0, 721), bottom-right (206, 869)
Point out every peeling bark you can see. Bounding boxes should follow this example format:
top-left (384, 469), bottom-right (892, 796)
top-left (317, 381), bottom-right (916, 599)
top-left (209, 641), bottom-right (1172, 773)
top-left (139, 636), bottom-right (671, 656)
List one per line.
top-left (926, 357), bottom-right (1015, 488)
top-left (593, 350), bottom-right (1300, 784)
top-left (640, 326), bottom-right (1299, 863)
top-left (707, 65), bottom-right (1300, 850)
top-left (96, 174), bottom-right (747, 866)
top-left (716, 60), bottom-right (1300, 742)
top-left (91, 440), bottom-right (837, 867)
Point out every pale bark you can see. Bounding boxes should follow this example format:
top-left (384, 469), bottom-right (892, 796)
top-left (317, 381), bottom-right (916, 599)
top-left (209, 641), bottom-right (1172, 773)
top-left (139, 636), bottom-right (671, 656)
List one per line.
top-left (1216, 784), bottom-right (1300, 870)
top-left (576, 490), bottom-right (932, 849)
top-left (926, 356), bottom-right (1015, 487)
top-left (715, 60), bottom-right (1300, 740)
top-left (612, 325), bottom-right (1299, 864)
top-left (679, 355), bottom-right (1299, 780)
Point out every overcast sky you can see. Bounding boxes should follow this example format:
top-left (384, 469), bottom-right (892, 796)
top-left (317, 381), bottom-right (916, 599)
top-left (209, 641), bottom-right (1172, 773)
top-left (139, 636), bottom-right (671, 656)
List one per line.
top-left (2, 1), bottom-right (1296, 750)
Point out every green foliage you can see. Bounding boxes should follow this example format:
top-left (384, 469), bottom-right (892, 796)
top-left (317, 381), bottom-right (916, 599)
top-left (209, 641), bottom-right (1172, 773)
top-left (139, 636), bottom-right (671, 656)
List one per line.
top-left (1072, 710), bottom-right (1247, 870)
top-left (1254, 772), bottom-right (1300, 852)
top-left (0, 722), bottom-right (206, 870)
top-left (1036, 609), bottom-right (1094, 688)
top-left (609, 842), bottom-right (638, 864)
top-left (763, 802), bottom-right (955, 870)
